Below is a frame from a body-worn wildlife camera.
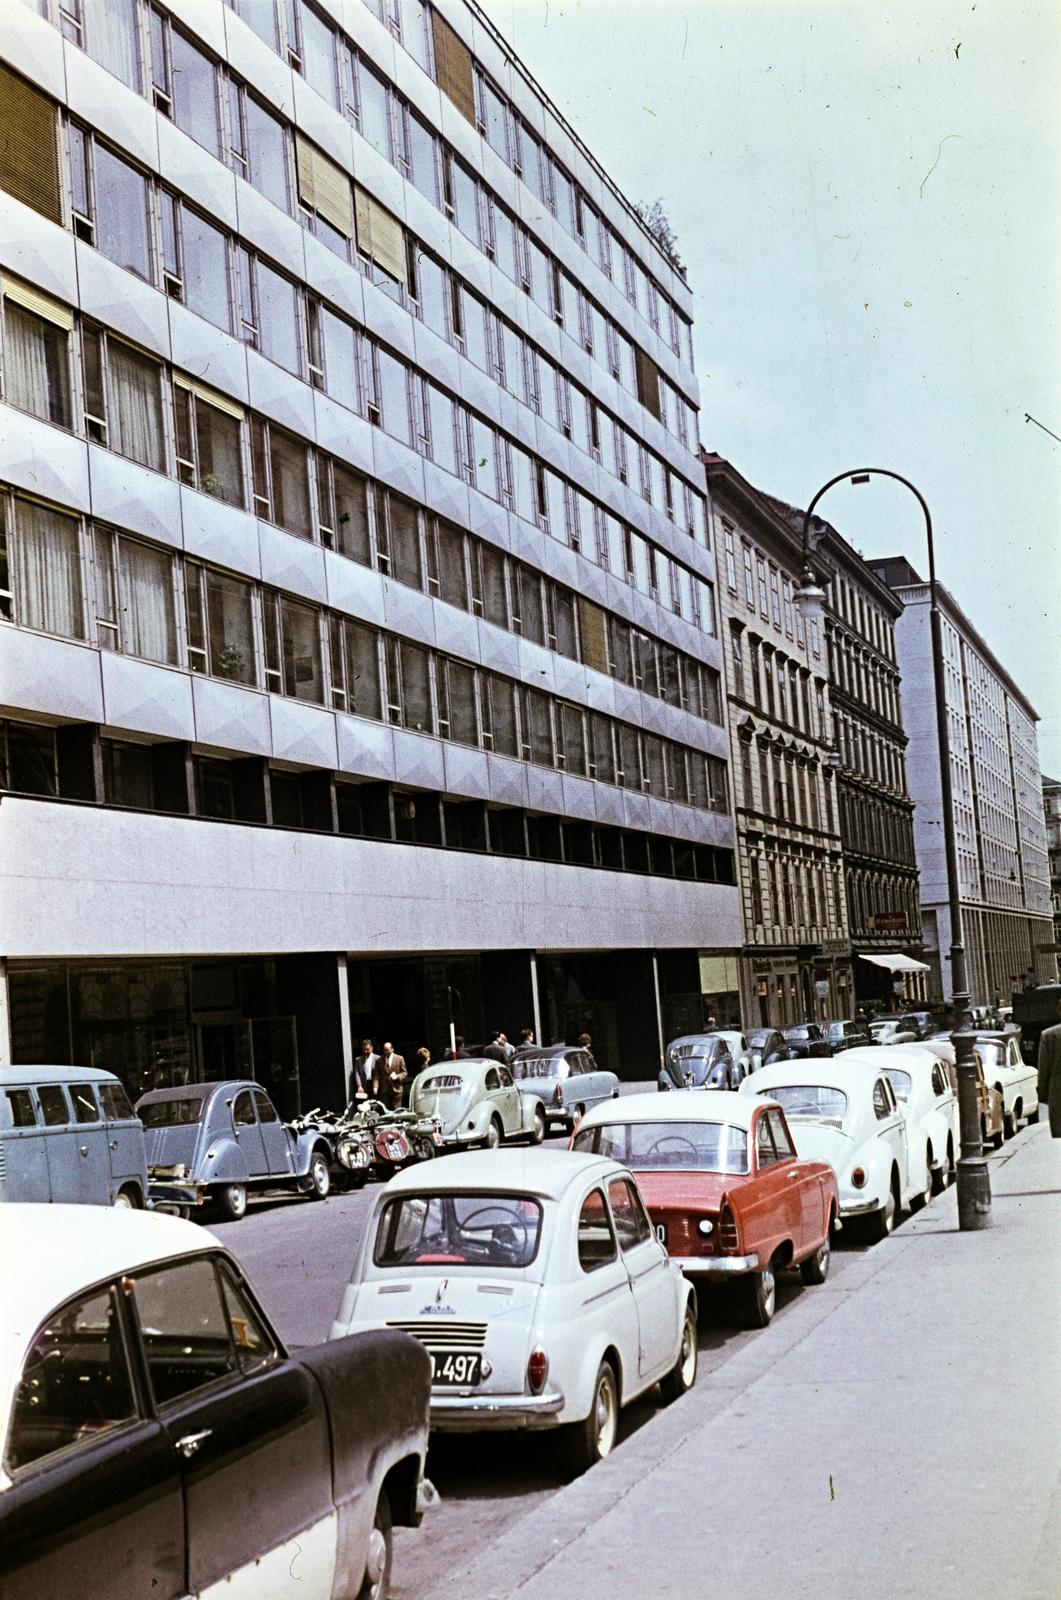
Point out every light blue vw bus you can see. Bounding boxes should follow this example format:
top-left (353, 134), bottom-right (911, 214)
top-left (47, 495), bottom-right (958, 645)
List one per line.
top-left (0, 1066), bottom-right (149, 1207)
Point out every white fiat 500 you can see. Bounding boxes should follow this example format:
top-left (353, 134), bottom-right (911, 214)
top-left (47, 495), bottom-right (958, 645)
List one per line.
top-left (329, 1150), bottom-right (698, 1473)
top-left (836, 1045), bottom-right (958, 1205)
top-left (741, 1060), bottom-right (916, 1241)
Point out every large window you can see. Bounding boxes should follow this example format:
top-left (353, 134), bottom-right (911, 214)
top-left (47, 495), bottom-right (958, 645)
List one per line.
top-left (186, 564), bottom-right (257, 685)
top-left (83, 140), bottom-right (152, 282)
top-left (4, 496), bottom-right (84, 639)
top-left (1, 287), bottom-right (72, 428)
top-left (330, 616), bottom-right (381, 718)
top-left (174, 381), bottom-right (244, 506)
top-left (68, 0), bottom-right (141, 92)
top-left (263, 592), bottom-right (323, 701)
top-left (93, 530), bottom-right (176, 664)
top-left (251, 419), bottom-right (310, 536)
top-left (177, 207), bottom-right (230, 331)
top-left (101, 338), bottom-right (165, 472)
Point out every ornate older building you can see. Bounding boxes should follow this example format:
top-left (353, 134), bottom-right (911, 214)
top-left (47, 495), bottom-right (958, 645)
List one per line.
top-left (769, 502), bottom-right (924, 1008)
top-left (1044, 776), bottom-right (1061, 950)
top-left (704, 455), bottom-right (851, 1028)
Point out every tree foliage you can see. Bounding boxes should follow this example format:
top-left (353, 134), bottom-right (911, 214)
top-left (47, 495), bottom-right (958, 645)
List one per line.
top-left (633, 199), bottom-right (685, 276)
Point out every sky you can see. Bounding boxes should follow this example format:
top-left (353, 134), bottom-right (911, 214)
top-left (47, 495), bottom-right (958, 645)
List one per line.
top-left (478, 0), bottom-right (1061, 772)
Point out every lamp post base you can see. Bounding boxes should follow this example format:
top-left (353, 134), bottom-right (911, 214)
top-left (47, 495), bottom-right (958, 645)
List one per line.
top-left (952, 1028), bottom-right (992, 1232)
top-left (956, 1155), bottom-right (992, 1230)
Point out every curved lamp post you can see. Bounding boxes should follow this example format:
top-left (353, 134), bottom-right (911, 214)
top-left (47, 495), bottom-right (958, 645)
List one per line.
top-left (794, 468), bottom-right (989, 1230)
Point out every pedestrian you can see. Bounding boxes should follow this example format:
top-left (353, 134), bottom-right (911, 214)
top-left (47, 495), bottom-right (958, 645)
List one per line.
top-left (447, 1034), bottom-right (469, 1060)
top-left (519, 1027), bottom-right (536, 1047)
top-left (1036, 999), bottom-right (1061, 1136)
top-left (498, 1031), bottom-right (515, 1063)
top-left (351, 1038), bottom-right (377, 1102)
top-left (705, 1014), bottom-right (718, 1031)
top-left (577, 1032), bottom-right (598, 1068)
top-left (482, 1030), bottom-right (508, 1064)
top-left (372, 1041), bottom-right (408, 1109)
top-left (415, 1046), bottom-right (431, 1077)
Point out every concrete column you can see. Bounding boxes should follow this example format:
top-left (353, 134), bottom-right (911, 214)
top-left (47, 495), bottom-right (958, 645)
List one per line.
top-left (0, 959), bottom-right (12, 1065)
top-left (529, 953), bottom-right (542, 1046)
top-left (336, 954), bottom-right (354, 1102)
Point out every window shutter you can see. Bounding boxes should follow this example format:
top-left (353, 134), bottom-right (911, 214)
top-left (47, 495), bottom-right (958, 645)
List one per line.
top-left (431, 12), bottom-right (475, 124)
top-left (295, 133), bottom-right (353, 238)
top-left (354, 184), bottom-right (408, 287)
top-left (0, 63), bottom-right (61, 224)
top-left (3, 275), bottom-right (73, 330)
top-left (577, 597), bottom-right (609, 676)
top-left (634, 346), bottom-right (662, 420)
top-left (173, 372), bottom-right (244, 420)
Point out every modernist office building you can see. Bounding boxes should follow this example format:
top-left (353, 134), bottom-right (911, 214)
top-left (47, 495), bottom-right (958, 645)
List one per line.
top-left (1043, 776), bottom-right (1061, 951)
top-left (869, 559), bottom-right (1055, 1004)
top-left (0, 0), bottom-right (738, 1106)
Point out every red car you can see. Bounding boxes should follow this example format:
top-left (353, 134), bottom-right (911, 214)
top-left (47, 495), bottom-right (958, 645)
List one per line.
top-left (572, 1091), bottom-right (839, 1327)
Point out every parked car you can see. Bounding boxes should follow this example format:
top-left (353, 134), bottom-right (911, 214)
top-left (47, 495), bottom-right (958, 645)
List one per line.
top-left (869, 1019), bottom-right (919, 1046)
top-left (782, 1023), bottom-right (831, 1059)
top-left (745, 1028), bottom-right (793, 1071)
top-left (915, 1038), bottom-right (1006, 1150)
top-left (410, 1060), bottom-right (547, 1149)
top-left (572, 1092), bottom-right (837, 1328)
top-left (741, 1060), bottom-right (916, 1241)
top-left (509, 1045), bottom-right (618, 1131)
top-left (836, 1045), bottom-right (958, 1202)
top-left (821, 1019), bottom-right (876, 1053)
top-left (1, 1066), bottom-right (149, 1209)
top-left (896, 1011), bottom-right (942, 1041)
top-left (974, 1032), bottom-right (1039, 1138)
top-left (329, 1150), bottom-right (697, 1473)
top-left (135, 1080), bottom-right (336, 1221)
top-left (660, 1033), bottom-right (744, 1091)
top-left (0, 1205), bottom-right (434, 1600)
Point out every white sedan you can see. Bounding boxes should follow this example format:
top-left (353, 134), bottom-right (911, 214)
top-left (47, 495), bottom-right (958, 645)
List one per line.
top-left (329, 1149), bottom-right (698, 1474)
top-left (837, 1045), bottom-right (958, 1204)
top-left (740, 1060), bottom-right (916, 1241)
top-left (869, 1019), bottom-right (919, 1046)
top-left (974, 1033), bottom-right (1039, 1137)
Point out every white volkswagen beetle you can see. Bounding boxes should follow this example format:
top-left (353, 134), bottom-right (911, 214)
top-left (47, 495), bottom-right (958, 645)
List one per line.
top-left (836, 1045), bottom-right (958, 1204)
top-left (740, 1060), bottom-right (915, 1241)
top-left (410, 1060), bottom-right (547, 1149)
top-left (329, 1149), bottom-right (698, 1473)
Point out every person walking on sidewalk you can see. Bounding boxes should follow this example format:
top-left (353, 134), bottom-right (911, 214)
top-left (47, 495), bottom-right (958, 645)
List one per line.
top-left (373, 1042), bottom-right (408, 1109)
top-left (1036, 1000), bottom-right (1061, 1135)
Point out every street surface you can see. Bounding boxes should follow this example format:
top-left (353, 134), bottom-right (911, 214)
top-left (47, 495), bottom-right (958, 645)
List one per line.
top-left (213, 1083), bottom-right (896, 1598)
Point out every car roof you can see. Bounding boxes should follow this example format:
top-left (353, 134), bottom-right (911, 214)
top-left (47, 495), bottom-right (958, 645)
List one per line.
top-left (579, 1089), bottom-right (767, 1132)
top-left (376, 1148), bottom-right (620, 1201)
top-left (1, 1206), bottom-right (214, 1359)
top-left (0, 1065), bottom-right (123, 1085)
top-left (747, 1059), bottom-right (890, 1092)
top-left (136, 1080), bottom-right (251, 1104)
top-left (834, 1045), bottom-right (941, 1071)
top-left (420, 1059), bottom-right (497, 1074)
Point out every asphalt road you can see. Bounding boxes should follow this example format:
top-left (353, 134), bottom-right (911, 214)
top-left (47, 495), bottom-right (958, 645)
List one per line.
top-left (210, 1088), bottom-right (880, 1599)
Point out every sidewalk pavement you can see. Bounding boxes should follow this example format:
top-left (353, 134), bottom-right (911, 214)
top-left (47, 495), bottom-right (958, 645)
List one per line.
top-left (424, 1124), bottom-right (1061, 1600)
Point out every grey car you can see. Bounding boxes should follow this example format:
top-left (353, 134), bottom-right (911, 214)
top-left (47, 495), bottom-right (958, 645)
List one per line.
top-left (509, 1045), bottom-right (619, 1131)
top-left (0, 1066), bottom-right (149, 1209)
top-left (136, 1080), bottom-right (336, 1221)
top-left (659, 1033), bottom-right (748, 1092)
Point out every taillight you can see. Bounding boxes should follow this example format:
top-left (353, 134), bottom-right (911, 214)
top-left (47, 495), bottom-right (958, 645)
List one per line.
top-left (527, 1347), bottom-right (549, 1394)
top-left (554, 1083), bottom-right (564, 1106)
top-left (718, 1200), bottom-right (739, 1253)
top-left (851, 1166), bottom-right (867, 1189)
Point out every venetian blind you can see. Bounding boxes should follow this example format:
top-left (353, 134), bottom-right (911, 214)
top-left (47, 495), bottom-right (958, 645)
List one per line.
top-left (577, 597), bottom-right (610, 676)
top-left (3, 275), bottom-right (73, 330)
top-left (354, 185), bottom-right (407, 288)
top-left (295, 133), bottom-right (353, 239)
top-left (431, 12), bottom-right (475, 124)
top-left (0, 63), bottom-right (61, 225)
top-left (634, 346), bottom-right (662, 421)
top-left (173, 372), bottom-right (244, 420)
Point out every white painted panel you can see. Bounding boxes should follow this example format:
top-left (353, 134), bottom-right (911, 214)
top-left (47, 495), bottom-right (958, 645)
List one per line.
top-left (75, 244), bottom-right (172, 362)
top-left (234, 179), bottom-right (307, 280)
top-left (192, 676), bottom-right (272, 757)
top-left (156, 116), bottom-right (238, 231)
top-left (200, 1512), bottom-right (337, 1600)
top-left (181, 490), bottom-right (261, 580)
top-left (62, 43), bottom-right (159, 170)
top-left (270, 695), bottom-right (339, 768)
top-left (258, 522), bottom-right (328, 604)
top-left (0, 406), bottom-right (90, 511)
top-left (100, 654), bottom-right (196, 741)
top-left (0, 195), bottom-right (78, 307)
top-left (3, 3), bottom-right (65, 100)
top-left (168, 304), bottom-right (249, 403)
top-left (246, 349), bottom-right (317, 440)
top-left (0, 630), bottom-right (104, 724)
top-left (88, 449), bottom-right (183, 550)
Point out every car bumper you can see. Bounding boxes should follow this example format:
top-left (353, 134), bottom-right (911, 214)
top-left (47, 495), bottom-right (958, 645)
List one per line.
top-left (839, 1197), bottom-right (883, 1217)
top-left (428, 1391), bottom-right (566, 1430)
top-left (672, 1253), bottom-right (760, 1275)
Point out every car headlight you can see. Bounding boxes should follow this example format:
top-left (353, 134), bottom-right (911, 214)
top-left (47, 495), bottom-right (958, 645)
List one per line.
top-left (697, 1218), bottom-right (714, 1237)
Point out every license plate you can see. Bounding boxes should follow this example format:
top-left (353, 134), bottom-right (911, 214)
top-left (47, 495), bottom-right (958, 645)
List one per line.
top-left (655, 1223), bottom-right (667, 1245)
top-left (431, 1352), bottom-right (482, 1387)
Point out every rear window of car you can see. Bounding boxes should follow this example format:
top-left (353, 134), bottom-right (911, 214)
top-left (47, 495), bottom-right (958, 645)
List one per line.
top-left (572, 1120), bottom-right (749, 1175)
top-left (511, 1056), bottom-right (564, 1079)
top-left (3, 1089), bottom-right (38, 1128)
top-left (763, 1085), bottom-right (848, 1122)
top-left (417, 1074), bottom-right (464, 1093)
top-left (374, 1193), bottom-right (543, 1268)
top-left (883, 1069), bottom-right (912, 1101)
top-left (139, 1097), bottom-right (207, 1127)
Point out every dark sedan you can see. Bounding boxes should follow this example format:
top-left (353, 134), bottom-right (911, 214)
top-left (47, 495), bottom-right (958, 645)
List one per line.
top-left (822, 1019), bottom-right (876, 1053)
top-left (745, 1029), bottom-right (793, 1070)
top-left (782, 1023), bottom-right (831, 1059)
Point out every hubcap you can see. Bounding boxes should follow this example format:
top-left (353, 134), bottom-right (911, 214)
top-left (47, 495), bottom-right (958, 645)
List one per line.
top-left (314, 1161), bottom-right (328, 1194)
top-left (817, 1241), bottom-right (830, 1275)
top-left (487, 1122), bottom-right (500, 1148)
top-left (883, 1193), bottom-right (895, 1232)
top-left (113, 1191), bottom-right (133, 1209)
top-left (761, 1267), bottom-right (776, 1317)
top-left (595, 1374), bottom-right (617, 1457)
top-left (363, 1526), bottom-right (387, 1596)
top-left (227, 1186), bottom-right (246, 1216)
top-left (680, 1316), bottom-right (697, 1383)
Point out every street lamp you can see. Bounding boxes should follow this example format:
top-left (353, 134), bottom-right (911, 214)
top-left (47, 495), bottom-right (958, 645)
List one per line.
top-left (794, 468), bottom-right (989, 1230)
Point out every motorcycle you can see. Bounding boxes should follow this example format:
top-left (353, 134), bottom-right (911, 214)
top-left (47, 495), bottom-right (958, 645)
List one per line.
top-left (342, 1099), bottom-right (442, 1181)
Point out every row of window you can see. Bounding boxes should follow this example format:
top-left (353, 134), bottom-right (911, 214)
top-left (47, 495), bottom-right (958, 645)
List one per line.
top-left (0, 493), bottom-right (730, 812)
top-left (0, 718), bottom-right (736, 888)
top-left (15, 0), bottom-right (696, 446)
top-left (736, 737), bottom-right (836, 837)
top-left (838, 787), bottom-right (917, 870)
top-left (828, 626), bottom-right (901, 728)
top-left (827, 570), bottom-right (896, 664)
top-left (844, 866), bottom-right (920, 940)
top-left (731, 630), bottom-right (829, 745)
top-left (720, 522), bottom-right (823, 661)
top-left (833, 710), bottom-right (906, 797)
top-left (745, 847), bottom-right (845, 938)
top-left (0, 273), bottom-right (716, 635)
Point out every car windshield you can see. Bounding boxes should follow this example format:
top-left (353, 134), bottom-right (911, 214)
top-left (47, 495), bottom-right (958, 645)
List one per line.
top-left (572, 1120), bottom-right (749, 1174)
top-left (374, 1193), bottom-right (543, 1268)
top-left (417, 1074), bottom-right (466, 1093)
top-left (824, 1023), bottom-right (848, 1038)
top-left (511, 1056), bottom-right (564, 1079)
top-left (138, 1097), bottom-right (206, 1127)
top-left (882, 1068), bottom-right (912, 1101)
top-left (748, 1032), bottom-right (773, 1046)
top-left (785, 1028), bottom-right (812, 1039)
top-left (761, 1085), bottom-right (848, 1122)
top-left (671, 1042), bottom-right (714, 1059)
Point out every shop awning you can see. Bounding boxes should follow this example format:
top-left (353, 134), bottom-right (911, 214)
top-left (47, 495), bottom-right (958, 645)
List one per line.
top-left (857, 952), bottom-right (930, 974)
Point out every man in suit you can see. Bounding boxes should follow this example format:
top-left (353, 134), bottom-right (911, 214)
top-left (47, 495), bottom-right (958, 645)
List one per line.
top-left (373, 1042), bottom-right (408, 1109)
top-left (482, 1031), bottom-right (508, 1065)
top-left (1036, 1000), bottom-right (1061, 1136)
top-left (350, 1039), bottom-right (377, 1102)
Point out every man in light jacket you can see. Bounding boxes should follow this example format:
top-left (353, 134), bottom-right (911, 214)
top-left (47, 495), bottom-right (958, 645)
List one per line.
top-left (373, 1042), bottom-right (408, 1109)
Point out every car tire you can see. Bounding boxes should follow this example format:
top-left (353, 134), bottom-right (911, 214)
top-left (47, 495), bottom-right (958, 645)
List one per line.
top-left (799, 1235), bottom-right (831, 1285)
top-left (659, 1302), bottom-right (698, 1404)
top-left (308, 1152), bottom-right (331, 1200)
top-left (989, 1121), bottom-right (1004, 1151)
top-left (566, 1360), bottom-right (619, 1476)
top-left (215, 1182), bottom-right (247, 1222)
top-left (527, 1106), bottom-right (546, 1145)
top-left (485, 1116), bottom-right (502, 1150)
top-left (740, 1260), bottom-right (777, 1328)
top-left (1003, 1103), bottom-right (1018, 1140)
top-left (113, 1185), bottom-right (142, 1210)
top-left (932, 1150), bottom-right (952, 1194)
top-left (910, 1150), bottom-right (933, 1211)
top-left (865, 1176), bottom-right (899, 1243)
top-left (354, 1489), bottom-right (392, 1600)
top-left (1026, 1104), bottom-right (1040, 1126)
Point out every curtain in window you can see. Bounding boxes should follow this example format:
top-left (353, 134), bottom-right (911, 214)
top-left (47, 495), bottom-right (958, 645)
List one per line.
top-left (84, 0), bottom-right (139, 90)
top-left (109, 343), bottom-right (164, 470)
top-left (119, 538), bottom-right (175, 663)
top-left (5, 304), bottom-right (50, 419)
top-left (14, 499), bottom-right (84, 638)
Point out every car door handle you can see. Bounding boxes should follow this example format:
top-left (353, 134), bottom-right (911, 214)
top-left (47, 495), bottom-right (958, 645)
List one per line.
top-left (110, 1139), bottom-right (119, 1150)
top-left (175, 1429), bottom-right (212, 1459)
top-left (79, 1145), bottom-right (89, 1157)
